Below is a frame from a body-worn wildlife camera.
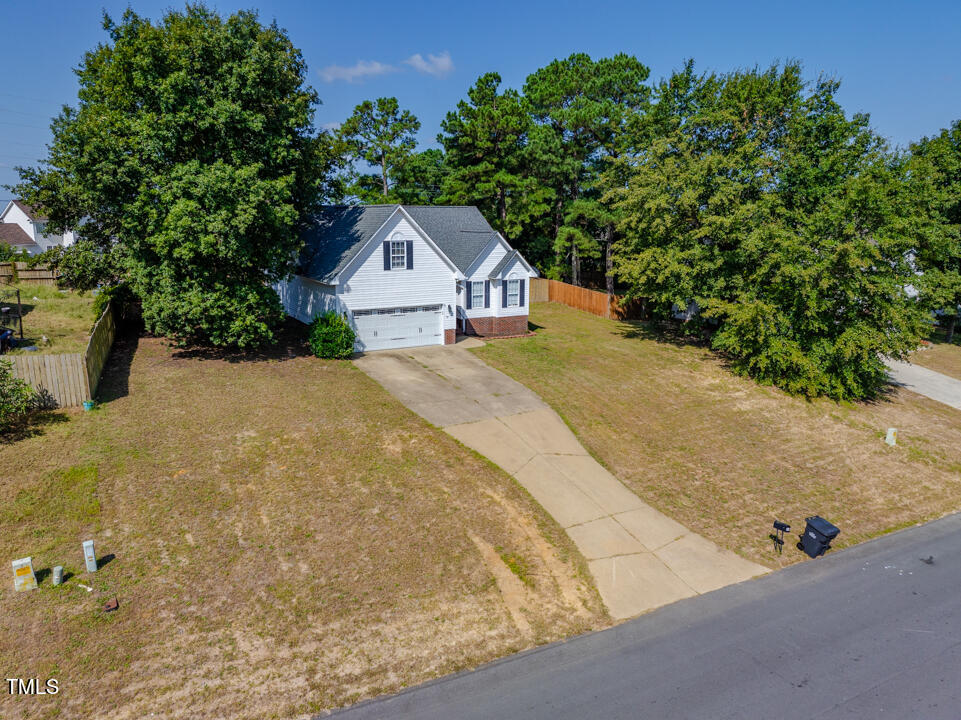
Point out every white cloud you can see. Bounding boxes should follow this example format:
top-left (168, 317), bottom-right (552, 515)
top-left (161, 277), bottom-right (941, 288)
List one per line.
top-left (404, 51), bottom-right (454, 78)
top-left (319, 60), bottom-right (397, 83)
top-left (319, 121), bottom-right (341, 131)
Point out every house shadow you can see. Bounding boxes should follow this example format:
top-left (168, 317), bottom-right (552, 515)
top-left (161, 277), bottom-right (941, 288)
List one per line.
top-left (96, 331), bottom-right (140, 403)
top-left (170, 317), bottom-right (312, 363)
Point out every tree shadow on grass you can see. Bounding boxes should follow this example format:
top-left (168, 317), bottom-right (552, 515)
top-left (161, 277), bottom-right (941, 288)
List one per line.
top-left (616, 317), bottom-right (903, 407)
top-left (616, 318), bottom-right (712, 350)
top-left (170, 317), bottom-right (312, 363)
top-left (924, 327), bottom-right (961, 349)
top-left (0, 410), bottom-right (69, 445)
top-left (96, 331), bottom-right (140, 404)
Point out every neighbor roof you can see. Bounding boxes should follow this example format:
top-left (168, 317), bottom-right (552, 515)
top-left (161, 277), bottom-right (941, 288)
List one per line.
top-left (297, 205), bottom-right (505, 282)
top-left (11, 199), bottom-right (45, 222)
top-left (0, 223), bottom-right (34, 247)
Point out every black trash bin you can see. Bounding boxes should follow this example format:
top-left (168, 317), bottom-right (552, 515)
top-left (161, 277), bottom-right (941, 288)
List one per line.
top-left (800, 516), bottom-right (840, 558)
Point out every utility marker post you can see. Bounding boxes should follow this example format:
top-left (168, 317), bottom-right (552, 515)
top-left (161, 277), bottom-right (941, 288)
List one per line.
top-left (12, 557), bottom-right (38, 591)
top-left (82, 540), bottom-right (98, 573)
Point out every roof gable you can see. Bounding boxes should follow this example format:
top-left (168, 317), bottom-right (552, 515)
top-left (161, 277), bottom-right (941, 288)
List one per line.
top-left (0, 223), bottom-right (35, 247)
top-left (296, 204), bottom-right (537, 284)
top-left (489, 247), bottom-right (538, 278)
top-left (11, 199), bottom-right (45, 222)
top-left (402, 206), bottom-right (498, 273)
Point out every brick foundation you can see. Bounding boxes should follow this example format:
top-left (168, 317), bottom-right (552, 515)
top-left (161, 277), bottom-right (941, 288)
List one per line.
top-left (444, 328), bottom-right (456, 345)
top-left (463, 315), bottom-right (529, 338)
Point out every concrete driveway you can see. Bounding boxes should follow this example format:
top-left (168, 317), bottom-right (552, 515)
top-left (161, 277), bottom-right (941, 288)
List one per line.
top-left (354, 341), bottom-right (767, 619)
top-left (887, 359), bottom-right (961, 411)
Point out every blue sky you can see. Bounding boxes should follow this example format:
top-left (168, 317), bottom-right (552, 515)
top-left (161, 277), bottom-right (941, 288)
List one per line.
top-left (2, 0), bottom-right (960, 203)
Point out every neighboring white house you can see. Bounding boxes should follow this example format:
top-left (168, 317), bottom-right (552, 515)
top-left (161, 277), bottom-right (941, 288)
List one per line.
top-left (0, 199), bottom-right (76, 255)
top-left (275, 205), bottom-right (538, 352)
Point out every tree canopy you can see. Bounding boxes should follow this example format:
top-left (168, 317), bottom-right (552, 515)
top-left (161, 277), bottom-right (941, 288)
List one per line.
top-left (15, 5), bottom-right (328, 347)
top-left (607, 63), bottom-right (947, 399)
top-left (16, 22), bottom-right (961, 399)
top-left (910, 121), bottom-right (961, 342)
top-left (338, 97), bottom-right (420, 202)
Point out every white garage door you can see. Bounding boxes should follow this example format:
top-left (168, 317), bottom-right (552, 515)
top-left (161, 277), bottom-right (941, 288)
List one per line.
top-left (352, 305), bottom-right (444, 351)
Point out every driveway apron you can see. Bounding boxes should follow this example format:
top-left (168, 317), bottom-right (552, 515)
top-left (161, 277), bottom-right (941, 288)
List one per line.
top-left (354, 342), bottom-right (768, 619)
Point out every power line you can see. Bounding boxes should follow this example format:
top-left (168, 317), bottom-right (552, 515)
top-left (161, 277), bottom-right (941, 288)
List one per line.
top-left (0, 106), bottom-right (58, 120)
top-left (0, 91), bottom-right (63, 105)
top-left (0, 119), bottom-right (51, 130)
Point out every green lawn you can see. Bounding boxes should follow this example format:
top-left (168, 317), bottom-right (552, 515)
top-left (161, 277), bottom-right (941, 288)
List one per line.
top-left (0, 323), bottom-right (605, 720)
top-left (2, 283), bottom-right (97, 354)
top-left (475, 303), bottom-right (961, 569)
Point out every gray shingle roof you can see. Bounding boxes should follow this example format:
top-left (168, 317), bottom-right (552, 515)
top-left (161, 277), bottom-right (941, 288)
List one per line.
top-left (404, 206), bottom-right (498, 273)
top-left (297, 205), bottom-right (504, 282)
top-left (298, 205), bottom-right (397, 283)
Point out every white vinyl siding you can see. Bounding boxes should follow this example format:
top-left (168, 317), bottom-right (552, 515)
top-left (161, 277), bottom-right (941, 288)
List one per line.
top-left (461, 240), bottom-right (507, 319)
top-left (274, 275), bottom-right (344, 325)
top-left (338, 213), bottom-right (458, 339)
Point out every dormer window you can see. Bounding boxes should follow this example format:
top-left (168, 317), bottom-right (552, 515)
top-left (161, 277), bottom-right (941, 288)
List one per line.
top-left (390, 240), bottom-right (406, 269)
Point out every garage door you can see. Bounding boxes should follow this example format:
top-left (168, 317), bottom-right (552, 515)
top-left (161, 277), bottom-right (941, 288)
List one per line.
top-left (352, 305), bottom-right (443, 351)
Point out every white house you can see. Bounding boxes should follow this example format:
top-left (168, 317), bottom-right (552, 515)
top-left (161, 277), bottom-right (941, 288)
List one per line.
top-left (0, 199), bottom-right (76, 255)
top-left (275, 205), bottom-right (538, 352)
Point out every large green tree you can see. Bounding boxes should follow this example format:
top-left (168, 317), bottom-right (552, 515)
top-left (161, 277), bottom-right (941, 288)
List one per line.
top-left (609, 64), bottom-right (943, 399)
top-left (339, 97), bottom-right (420, 202)
top-left (911, 120), bottom-right (961, 342)
top-left (390, 148), bottom-right (448, 205)
top-left (14, 5), bottom-right (325, 347)
top-left (438, 72), bottom-right (550, 246)
top-left (524, 53), bottom-right (650, 288)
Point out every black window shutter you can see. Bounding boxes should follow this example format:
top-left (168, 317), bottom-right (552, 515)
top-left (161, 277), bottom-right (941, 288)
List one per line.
top-left (383, 241), bottom-right (390, 271)
top-left (484, 280), bottom-right (490, 308)
top-left (502, 280), bottom-right (508, 308)
top-left (466, 281), bottom-right (472, 310)
top-left (519, 279), bottom-right (525, 306)
top-left (406, 240), bottom-right (413, 269)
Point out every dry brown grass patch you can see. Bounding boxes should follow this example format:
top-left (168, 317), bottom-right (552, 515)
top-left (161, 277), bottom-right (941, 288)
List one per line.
top-left (475, 303), bottom-right (961, 570)
top-left (0, 322), bottom-right (606, 720)
top-left (911, 332), bottom-right (961, 381)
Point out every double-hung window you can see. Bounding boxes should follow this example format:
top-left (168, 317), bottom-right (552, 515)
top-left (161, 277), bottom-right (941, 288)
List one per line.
top-left (507, 279), bottom-right (520, 307)
top-left (471, 281), bottom-right (485, 308)
top-left (390, 240), bottom-right (407, 270)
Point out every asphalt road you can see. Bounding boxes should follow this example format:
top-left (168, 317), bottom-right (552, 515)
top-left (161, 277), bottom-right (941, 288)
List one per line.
top-left (326, 513), bottom-right (961, 719)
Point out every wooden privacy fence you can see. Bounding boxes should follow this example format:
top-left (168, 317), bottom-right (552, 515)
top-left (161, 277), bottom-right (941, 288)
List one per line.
top-left (7, 303), bottom-right (116, 408)
top-left (0, 262), bottom-right (61, 286)
top-left (528, 278), bottom-right (643, 320)
top-left (14, 262), bottom-right (60, 286)
top-left (85, 302), bottom-right (116, 398)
